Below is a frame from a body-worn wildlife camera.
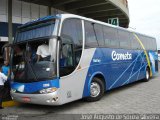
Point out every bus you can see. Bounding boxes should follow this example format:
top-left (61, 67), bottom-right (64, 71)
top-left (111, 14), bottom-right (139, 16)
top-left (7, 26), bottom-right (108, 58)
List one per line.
top-left (158, 50), bottom-right (160, 61)
top-left (10, 14), bottom-right (158, 105)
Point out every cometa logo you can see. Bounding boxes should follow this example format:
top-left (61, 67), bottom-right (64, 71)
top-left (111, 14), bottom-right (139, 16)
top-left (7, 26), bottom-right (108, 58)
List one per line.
top-left (112, 51), bottom-right (132, 61)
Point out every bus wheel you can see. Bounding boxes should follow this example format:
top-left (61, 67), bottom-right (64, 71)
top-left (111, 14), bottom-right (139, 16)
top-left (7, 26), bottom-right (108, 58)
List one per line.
top-left (143, 68), bottom-right (150, 82)
top-left (86, 77), bottom-right (105, 102)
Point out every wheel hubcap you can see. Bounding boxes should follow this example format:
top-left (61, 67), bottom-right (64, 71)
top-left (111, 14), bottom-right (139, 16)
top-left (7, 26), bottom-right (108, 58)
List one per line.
top-left (90, 82), bottom-right (100, 97)
top-left (146, 70), bottom-right (149, 79)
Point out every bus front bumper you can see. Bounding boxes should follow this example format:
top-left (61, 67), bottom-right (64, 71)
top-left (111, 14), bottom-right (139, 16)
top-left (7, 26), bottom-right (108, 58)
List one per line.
top-left (11, 90), bottom-right (61, 106)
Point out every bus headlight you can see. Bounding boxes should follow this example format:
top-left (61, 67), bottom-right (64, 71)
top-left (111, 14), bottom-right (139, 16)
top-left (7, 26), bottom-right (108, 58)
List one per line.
top-left (39, 87), bottom-right (57, 94)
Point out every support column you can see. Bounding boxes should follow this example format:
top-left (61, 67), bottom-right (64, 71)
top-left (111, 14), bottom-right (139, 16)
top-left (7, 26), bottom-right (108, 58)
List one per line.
top-left (8, 0), bottom-right (13, 44)
top-left (48, 6), bottom-right (52, 15)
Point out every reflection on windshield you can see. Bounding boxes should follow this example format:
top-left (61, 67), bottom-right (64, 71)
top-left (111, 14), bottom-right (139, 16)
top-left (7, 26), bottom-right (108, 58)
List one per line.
top-left (11, 39), bottom-right (56, 83)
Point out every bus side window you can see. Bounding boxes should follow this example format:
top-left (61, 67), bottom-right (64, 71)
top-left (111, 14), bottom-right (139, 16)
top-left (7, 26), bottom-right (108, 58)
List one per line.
top-left (131, 34), bottom-right (142, 50)
top-left (84, 21), bottom-right (98, 48)
top-left (103, 26), bottom-right (119, 48)
top-left (118, 30), bottom-right (131, 49)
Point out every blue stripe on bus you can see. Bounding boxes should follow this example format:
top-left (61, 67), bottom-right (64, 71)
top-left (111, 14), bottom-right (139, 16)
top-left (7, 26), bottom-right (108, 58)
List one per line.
top-left (83, 48), bottom-right (158, 97)
top-left (11, 78), bottom-right (59, 94)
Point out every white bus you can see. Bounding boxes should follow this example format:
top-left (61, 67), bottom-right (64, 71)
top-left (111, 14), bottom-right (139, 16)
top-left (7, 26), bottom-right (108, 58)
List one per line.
top-left (10, 14), bottom-right (158, 105)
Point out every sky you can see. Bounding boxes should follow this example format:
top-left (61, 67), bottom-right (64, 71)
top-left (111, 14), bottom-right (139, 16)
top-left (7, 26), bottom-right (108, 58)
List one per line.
top-left (128, 0), bottom-right (160, 49)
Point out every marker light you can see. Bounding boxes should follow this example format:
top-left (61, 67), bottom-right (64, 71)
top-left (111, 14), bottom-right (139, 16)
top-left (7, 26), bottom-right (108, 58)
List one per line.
top-left (11, 89), bottom-right (16, 93)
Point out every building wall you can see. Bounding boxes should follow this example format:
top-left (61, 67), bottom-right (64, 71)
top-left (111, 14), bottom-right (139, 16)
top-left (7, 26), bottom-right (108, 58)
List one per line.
top-left (0, 0), bottom-right (65, 42)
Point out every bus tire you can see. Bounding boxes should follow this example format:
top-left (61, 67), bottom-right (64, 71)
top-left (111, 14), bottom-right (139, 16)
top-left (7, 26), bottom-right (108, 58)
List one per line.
top-left (85, 77), bottom-right (105, 102)
top-left (143, 68), bottom-right (150, 82)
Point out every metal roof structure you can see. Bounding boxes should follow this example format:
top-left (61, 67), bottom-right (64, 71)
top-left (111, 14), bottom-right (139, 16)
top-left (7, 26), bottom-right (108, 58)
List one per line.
top-left (20, 0), bottom-right (129, 28)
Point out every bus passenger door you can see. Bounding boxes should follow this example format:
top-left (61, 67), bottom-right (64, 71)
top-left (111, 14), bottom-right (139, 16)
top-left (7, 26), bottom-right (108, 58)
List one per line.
top-left (58, 18), bottom-right (84, 104)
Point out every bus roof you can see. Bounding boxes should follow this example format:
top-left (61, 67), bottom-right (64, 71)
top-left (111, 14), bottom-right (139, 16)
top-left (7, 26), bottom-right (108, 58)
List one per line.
top-left (19, 13), bottom-right (155, 39)
top-left (19, 15), bottom-right (60, 29)
top-left (60, 14), bottom-right (155, 39)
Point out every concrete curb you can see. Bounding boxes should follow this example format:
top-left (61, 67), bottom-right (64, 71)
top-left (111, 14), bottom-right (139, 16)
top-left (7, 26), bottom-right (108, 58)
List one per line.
top-left (2, 101), bottom-right (20, 107)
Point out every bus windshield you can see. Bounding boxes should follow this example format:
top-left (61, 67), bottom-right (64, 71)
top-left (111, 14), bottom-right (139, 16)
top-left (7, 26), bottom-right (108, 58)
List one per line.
top-left (11, 39), bottom-right (57, 83)
top-left (11, 19), bottom-right (58, 83)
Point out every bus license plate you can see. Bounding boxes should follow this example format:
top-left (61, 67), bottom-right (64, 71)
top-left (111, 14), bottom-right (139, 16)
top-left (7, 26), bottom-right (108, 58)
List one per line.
top-left (22, 97), bottom-right (31, 102)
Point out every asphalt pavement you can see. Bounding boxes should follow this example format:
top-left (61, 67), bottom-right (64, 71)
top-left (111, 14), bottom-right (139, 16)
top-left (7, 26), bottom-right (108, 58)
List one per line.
top-left (0, 65), bottom-right (160, 120)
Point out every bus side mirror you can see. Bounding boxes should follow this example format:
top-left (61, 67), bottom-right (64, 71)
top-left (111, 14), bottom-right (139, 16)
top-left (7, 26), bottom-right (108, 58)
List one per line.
top-left (2, 43), bottom-right (13, 62)
top-left (57, 36), bottom-right (62, 51)
top-left (57, 36), bottom-right (62, 42)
